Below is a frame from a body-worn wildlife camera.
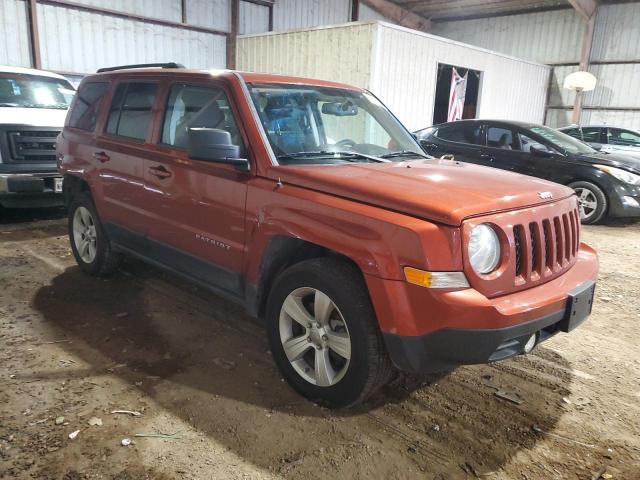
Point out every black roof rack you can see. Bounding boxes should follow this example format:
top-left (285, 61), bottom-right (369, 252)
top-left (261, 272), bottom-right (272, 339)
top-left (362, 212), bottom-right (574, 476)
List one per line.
top-left (96, 62), bottom-right (185, 73)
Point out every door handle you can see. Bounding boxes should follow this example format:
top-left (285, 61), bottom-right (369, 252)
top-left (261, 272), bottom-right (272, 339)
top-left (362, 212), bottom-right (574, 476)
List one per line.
top-left (148, 165), bottom-right (172, 179)
top-left (93, 151), bottom-right (110, 163)
top-left (480, 153), bottom-right (494, 162)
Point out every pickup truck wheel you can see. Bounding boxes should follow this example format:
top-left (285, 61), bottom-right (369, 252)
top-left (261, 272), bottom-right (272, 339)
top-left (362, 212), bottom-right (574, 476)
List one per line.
top-left (266, 258), bottom-right (393, 408)
top-left (68, 192), bottom-right (120, 276)
top-left (569, 181), bottom-right (607, 224)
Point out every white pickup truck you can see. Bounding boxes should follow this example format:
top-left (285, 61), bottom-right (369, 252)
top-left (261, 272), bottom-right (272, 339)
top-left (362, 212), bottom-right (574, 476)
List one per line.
top-left (0, 66), bottom-right (74, 208)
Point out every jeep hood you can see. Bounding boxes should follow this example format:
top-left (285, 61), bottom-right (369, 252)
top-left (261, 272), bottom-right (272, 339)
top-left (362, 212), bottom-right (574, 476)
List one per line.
top-left (0, 107), bottom-right (67, 127)
top-left (269, 159), bottom-right (575, 226)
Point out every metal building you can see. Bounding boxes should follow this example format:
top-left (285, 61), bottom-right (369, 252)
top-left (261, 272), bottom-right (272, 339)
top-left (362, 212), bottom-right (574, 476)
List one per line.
top-left (237, 21), bottom-right (551, 130)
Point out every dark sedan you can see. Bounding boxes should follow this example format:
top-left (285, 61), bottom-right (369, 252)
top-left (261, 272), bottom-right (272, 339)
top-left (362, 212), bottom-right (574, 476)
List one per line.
top-left (415, 120), bottom-right (640, 224)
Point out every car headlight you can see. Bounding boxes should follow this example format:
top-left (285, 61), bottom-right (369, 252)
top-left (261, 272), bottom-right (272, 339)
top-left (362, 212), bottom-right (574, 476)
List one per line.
top-left (595, 165), bottom-right (640, 185)
top-left (468, 224), bottom-right (501, 275)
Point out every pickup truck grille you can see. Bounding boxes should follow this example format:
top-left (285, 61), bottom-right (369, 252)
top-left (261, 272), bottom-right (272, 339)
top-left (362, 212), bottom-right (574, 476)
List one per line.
top-left (6, 130), bottom-right (59, 163)
top-left (513, 207), bottom-right (580, 284)
top-left (464, 196), bottom-right (581, 298)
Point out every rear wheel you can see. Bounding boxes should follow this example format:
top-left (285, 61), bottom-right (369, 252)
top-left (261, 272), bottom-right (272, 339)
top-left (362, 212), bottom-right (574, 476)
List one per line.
top-left (68, 192), bottom-right (121, 276)
top-left (266, 258), bottom-right (393, 408)
top-left (569, 181), bottom-right (607, 224)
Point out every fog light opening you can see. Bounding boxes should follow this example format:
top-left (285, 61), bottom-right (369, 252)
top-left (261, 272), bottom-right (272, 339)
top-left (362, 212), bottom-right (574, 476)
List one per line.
top-left (523, 333), bottom-right (538, 354)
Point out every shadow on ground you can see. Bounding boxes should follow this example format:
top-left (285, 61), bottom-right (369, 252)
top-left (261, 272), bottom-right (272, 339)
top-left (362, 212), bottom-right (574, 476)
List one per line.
top-left (31, 259), bottom-right (574, 477)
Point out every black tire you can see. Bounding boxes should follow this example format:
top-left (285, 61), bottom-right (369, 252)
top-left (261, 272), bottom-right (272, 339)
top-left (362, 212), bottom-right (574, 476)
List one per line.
top-left (569, 181), bottom-right (607, 225)
top-left (266, 257), bottom-right (394, 408)
top-left (68, 191), bottom-right (121, 276)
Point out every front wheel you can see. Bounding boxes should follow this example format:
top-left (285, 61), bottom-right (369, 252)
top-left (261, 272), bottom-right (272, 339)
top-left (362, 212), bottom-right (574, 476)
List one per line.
top-left (68, 192), bottom-right (121, 276)
top-left (569, 181), bottom-right (607, 224)
top-left (266, 258), bottom-right (393, 408)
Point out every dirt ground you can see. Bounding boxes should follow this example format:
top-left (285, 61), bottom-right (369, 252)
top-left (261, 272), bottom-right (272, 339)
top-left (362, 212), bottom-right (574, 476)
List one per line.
top-left (0, 208), bottom-right (639, 480)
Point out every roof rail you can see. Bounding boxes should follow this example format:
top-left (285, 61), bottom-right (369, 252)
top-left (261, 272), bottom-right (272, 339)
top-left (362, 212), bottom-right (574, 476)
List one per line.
top-left (96, 62), bottom-right (185, 73)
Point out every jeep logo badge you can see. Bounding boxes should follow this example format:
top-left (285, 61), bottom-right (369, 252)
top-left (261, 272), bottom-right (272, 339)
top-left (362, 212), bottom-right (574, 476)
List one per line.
top-left (538, 191), bottom-right (553, 200)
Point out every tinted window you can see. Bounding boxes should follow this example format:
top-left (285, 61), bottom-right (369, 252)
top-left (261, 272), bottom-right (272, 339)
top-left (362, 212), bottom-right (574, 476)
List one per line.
top-left (517, 132), bottom-right (554, 154)
top-left (580, 127), bottom-right (602, 143)
top-left (106, 82), bottom-right (158, 141)
top-left (487, 127), bottom-right (515, 149)
top-left (161, 84), bottom-right (243, 151)
top-left (436, 124), bottom-right (483, 145)
top-left (608, 128), bottom-right (640, 146)
top-left (68, 82), bottom-right (107, 131)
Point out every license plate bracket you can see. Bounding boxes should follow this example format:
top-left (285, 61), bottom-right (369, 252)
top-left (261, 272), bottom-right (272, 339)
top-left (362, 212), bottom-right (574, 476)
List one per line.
top-left (560, 281), bottom-right (596, 332)
top-left (54, 177), bottom-right (63, 193)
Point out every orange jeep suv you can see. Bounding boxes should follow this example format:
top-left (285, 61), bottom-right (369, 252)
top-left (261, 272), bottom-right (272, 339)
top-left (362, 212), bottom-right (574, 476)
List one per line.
top-left (57, 64), bottom-right (598, 407)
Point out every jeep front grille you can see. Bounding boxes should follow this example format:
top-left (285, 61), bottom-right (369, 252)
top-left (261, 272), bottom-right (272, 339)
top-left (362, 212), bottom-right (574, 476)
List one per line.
top-left (513, 208), bottom-right (580, 282)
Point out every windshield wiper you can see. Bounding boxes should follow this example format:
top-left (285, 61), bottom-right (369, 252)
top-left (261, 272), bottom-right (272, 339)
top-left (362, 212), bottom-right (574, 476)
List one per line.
top-left (277, 150), bottom-right (390, 163)
top-left (380, 150), bottom-right (430, 160)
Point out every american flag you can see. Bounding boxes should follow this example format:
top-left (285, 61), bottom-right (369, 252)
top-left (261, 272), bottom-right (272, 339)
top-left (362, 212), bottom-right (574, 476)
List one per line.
top-left (447, 68), bottom-right (468, 122)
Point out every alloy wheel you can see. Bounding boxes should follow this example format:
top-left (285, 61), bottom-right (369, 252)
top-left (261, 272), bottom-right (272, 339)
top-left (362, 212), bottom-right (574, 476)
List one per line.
top-left (72, 206), bottom-right (97, 263)
top-left (575, 187), bottom-right (598, 221)
top-left (278, 287), bottom-right (351, 387)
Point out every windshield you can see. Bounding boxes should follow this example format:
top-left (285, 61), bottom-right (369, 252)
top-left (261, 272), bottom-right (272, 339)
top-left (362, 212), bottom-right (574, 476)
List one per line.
top-left (247, 83), bottom-right (422, 164)
top-left (530, 125), bottom-right (597, 155)
top-left (0, 73), bottom-right (75, 109)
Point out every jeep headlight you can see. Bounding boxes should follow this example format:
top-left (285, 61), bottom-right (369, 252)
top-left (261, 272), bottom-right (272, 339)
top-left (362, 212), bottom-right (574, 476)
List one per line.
top-left (595, 165), bottom-right (640, 185)
top-left (468, 224), bottom-right (501, 275)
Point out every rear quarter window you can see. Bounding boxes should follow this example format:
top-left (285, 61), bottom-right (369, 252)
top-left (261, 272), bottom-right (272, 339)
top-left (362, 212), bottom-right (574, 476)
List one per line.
top-left (68, 82), bottom-right (108, 131)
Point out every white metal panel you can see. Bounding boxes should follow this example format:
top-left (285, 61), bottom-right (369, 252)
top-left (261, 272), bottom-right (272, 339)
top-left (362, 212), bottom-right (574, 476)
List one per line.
top-left (545, 108), bottom-right (573, 128)
top-left (237, 23), bottom-right (378, 89)
top-left (372, 23), bottom-right (551, 130)
top-left (547, 65), bottom-right (578, 109)
top-left (0, 0), bottom-right (31, 67)
top-left (430, 9), bottom-right (584, 64)
top-left (272, 0), bottom-right (350, 31)
top-left (186, 0), bottom-right (230, 32)
top-left (592, 3), bottom-right (640, 62)
top-left (37, 3), bottom-right (226, 73)
top-left (581, 110), bottom-right (640, 132)
top-left (239, 1), bottom-right (269, 35)
top-left (66, 0), bottom-right (182, 23)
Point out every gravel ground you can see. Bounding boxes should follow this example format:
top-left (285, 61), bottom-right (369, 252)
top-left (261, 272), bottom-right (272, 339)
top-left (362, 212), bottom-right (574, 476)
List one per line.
top-left (0, 208), bottom-right (638, 480)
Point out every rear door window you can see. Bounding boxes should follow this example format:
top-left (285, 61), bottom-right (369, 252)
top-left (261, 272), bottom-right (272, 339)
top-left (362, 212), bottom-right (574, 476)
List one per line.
top-left (580, 127), bottom-right (604, 143)
top-left (68, 82), bottom-right (107, 131)
top-left (608, 128), bottom-right (640, 147)
top-left (487, 127), bottom-right (516, 150)
top-left (436, 124), bottom-right (483, 145)
top-left (106, 82), bottom-right (158, 141)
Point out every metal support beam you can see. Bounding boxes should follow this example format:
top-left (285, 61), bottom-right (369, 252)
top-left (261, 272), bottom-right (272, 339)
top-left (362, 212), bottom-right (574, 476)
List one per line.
top-left (568, 0), bottom-right (598, 21)
top-left (226, 0), bottom-right (239, 70)
top-left (359, 0), bottom-right (431, 31)
top-left (351, 0), bottom-right (359, 21)
top-left (181, 0), bottom-right (187, 24)
top-left (572, 9), bottom-right (597, 124)
top-left (27, 0), bottom-right (42, 69)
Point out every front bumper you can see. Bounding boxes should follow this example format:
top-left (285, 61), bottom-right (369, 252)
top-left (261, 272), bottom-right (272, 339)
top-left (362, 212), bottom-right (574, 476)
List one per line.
top-left (608, 183), bottom-right (640, 218)
top-left (365, 243), bottom-right (599, 373)
top-left (0, 173), bottom-right (64, 208)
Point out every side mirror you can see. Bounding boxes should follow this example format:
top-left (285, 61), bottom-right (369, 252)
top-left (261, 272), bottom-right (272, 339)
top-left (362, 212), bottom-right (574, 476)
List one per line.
top-left (529, 143), bottom-right (554, 158)
top-left (187, 128), bottom-right (249, 171)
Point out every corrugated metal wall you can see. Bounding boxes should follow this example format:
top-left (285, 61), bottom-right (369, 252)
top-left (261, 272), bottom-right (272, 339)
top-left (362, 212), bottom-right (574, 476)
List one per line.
top-left (0, 0), bottom-right (31, 67)
top-left (237, 22), bottom-right (550, 131)
top-left (37, 2), bottom-right (227, 73)
top-left (373, 24), bottom-right (550, 130)
top-left (237, 23), bottom-right (378, 88)
top-left (430, 10), bottom-right (583, 65)
top-left (430, 3), bottom-right (640, 129)
top-left (239, 1), bottom-right (269, 35)
top-left (69, 0), bottom-right (182, 23)
top-left (1, 0), bottom-right (229, 74)
top-left (272, 0), bottom-right (350, 31)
